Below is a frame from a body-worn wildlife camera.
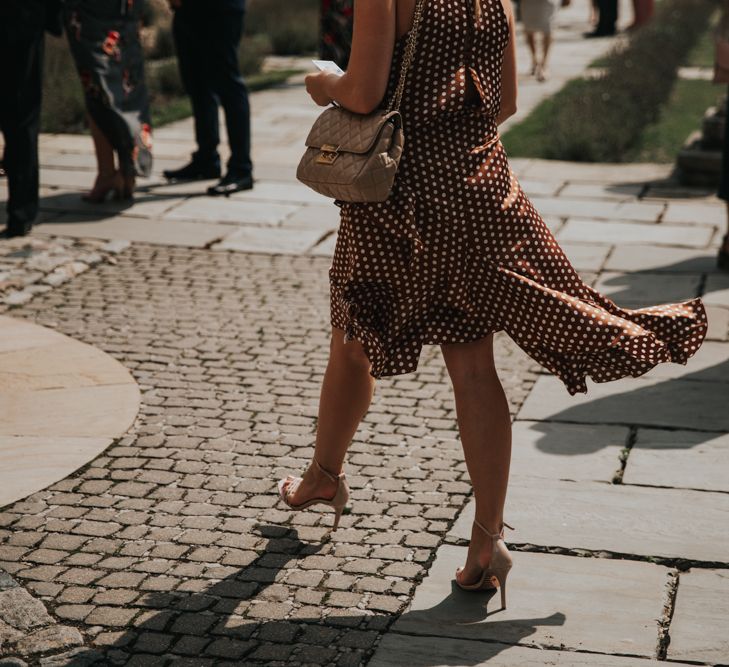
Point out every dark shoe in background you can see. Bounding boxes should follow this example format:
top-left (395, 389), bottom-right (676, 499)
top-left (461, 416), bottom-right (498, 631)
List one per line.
top-left (206, 172), bottom-right (254, 197)
top-left (584, 29), bottom-right (616, 38)
top-left (1, 220), bottom-right (33, 238)
top-left (163, 161), bottom-right (221, 182)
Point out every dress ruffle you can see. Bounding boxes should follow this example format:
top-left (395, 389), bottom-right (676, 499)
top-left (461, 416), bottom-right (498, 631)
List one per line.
top-left (331, 216), bottom-right (708, 394)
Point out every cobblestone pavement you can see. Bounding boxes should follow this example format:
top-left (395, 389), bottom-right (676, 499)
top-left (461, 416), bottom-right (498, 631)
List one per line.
top-left (0, 237), bottom-right (128, 313)
top-left (0, 246), bottom-right (539, 665)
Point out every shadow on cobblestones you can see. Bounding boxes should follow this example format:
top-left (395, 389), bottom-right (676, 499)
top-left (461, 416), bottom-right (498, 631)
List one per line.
top-left (0, 246), bottom-right (540, 665)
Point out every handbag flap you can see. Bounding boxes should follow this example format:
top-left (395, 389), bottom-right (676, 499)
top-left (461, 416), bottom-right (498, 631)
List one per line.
top-left (304, 107), bottom-right (401, 154)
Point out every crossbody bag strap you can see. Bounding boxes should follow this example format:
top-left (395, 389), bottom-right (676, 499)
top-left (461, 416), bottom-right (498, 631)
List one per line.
top-left (387, 0), bottom-right (427, 113)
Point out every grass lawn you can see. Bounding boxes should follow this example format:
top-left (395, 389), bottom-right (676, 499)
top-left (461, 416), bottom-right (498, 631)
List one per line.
top-left (503, 10), bottom-right (721, 163)
top-left (627, 79), bottom-right (723, 162)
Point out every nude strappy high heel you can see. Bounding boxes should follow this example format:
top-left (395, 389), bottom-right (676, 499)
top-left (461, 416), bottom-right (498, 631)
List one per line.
top-left (277, 458), bottom-right (350, 531)
top-left (455, 519), bottom-right (514, 609)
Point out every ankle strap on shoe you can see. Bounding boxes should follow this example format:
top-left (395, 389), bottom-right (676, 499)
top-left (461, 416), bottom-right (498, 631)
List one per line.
top-left (474, 519), bottom-right (514, 539)
top-left (313, 458), bottom-right (345, 482)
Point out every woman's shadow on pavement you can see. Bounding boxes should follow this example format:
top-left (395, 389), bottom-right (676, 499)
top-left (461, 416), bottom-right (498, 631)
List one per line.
top-left (531, 255), bottom-right (729, 457)
top-left (65, 524), bottom-right (565, 666)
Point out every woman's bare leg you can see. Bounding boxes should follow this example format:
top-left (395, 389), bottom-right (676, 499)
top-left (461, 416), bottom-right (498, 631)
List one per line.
top-left (88, 114), bottom-right (116, 181)
top-left (441, 334), bottom-right (512, 583)
top-left (525, 31), bottom-right (538, 73)
top-left (283, 327), bottom-right (376, 504)
top-left (541, 32), bottom-right (552, 70)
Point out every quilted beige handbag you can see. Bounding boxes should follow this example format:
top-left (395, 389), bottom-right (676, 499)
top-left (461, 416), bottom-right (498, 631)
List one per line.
top-left (296, 0), bottom-right (426, 203)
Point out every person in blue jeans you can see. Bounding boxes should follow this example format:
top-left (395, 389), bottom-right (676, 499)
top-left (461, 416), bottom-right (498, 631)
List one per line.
top-left (163, 0), bottom-right (253, 196)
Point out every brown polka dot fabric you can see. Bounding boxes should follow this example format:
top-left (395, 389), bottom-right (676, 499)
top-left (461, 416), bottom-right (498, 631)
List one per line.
top-left (329, 0), bottom-right (707, 395)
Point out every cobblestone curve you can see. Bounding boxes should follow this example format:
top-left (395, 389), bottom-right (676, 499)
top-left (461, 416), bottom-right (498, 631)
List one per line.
top-left (0, 245), bottom-right (539, 666)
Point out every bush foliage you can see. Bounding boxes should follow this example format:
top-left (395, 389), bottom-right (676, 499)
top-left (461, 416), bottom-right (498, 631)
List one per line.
top-left (538, 0), bottom-right (715, 162)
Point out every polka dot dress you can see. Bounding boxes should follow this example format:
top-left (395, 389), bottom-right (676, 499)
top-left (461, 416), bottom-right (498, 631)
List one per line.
top-left (328, 0), bottom-right (708, 395)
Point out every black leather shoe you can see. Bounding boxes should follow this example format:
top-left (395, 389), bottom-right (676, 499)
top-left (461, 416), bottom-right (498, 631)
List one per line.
top-left (1, 222), bottom-right (32, 238)
top-left (163, 161), bottom-right (221, 182)
top-left (584, 29), bottom-right (616, 38)
top-left (206, 173), bottom-right (254, 197)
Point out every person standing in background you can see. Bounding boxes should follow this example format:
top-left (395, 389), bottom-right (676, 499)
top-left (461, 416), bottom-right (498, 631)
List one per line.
top-left (586, 0), bottom-right (617, 37)
top-left (320, 0), bottom-right (355, 69)
top-left (521, 0), bottom-right (569, 82)
top-left (163, 0), bottom-right (254, 196)
top-left (629, 0), bottom-right (653, 30)
top-left (0, 0), bottom-right (62, 238)
top-left (64, 0), bottom-right (153, 202)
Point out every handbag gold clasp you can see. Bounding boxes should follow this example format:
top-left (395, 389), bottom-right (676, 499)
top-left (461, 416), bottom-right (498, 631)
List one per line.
top-left (316, 144), bottom-right (340, 165)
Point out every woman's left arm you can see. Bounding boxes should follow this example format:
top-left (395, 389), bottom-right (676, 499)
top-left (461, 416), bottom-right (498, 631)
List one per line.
top-left (306, 0), bottom-right (397, 114)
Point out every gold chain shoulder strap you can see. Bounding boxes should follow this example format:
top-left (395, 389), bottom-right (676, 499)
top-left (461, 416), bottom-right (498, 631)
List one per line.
top-left (388, 0), bottom-right (427, 113)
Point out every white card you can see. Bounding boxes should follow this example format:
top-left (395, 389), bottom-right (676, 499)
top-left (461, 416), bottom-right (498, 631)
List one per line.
top-left (312, 59), bottom-right (345, 75)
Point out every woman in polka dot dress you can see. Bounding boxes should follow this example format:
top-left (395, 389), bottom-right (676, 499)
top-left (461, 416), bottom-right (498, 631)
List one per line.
top-left (278, 0), bottom-right (707, 601)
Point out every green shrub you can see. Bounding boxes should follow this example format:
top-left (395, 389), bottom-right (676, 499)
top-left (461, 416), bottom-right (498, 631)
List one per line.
top-left (149, 23), bottom-right (176, 60)
top-left (246, 0), bottom-right (319, 55)
top-left (512, 0), bottom-right (716, 162)
top-left (41, 35), bottom-right (86, 133)
top-left (239, 33), bottom-right (272, 77)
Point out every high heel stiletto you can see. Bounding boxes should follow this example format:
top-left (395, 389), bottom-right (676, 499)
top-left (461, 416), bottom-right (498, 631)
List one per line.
top-left (81, 171), bottom-right (125, 203)
top-left (455, 519), bottom-right (514, 609)
top-left (277, 458), bottom-right (350, 531)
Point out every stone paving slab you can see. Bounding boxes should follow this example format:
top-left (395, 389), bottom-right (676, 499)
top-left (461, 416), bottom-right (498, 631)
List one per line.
top-left (308, 232), bottom-right (338, 257)
top-left (371, 634), bottom-right (686, 667)
top-left (211, 225), bottom-right (326, 254)
top-left (662, 201), bottom-right (727, 226)
top-left (38, 189), bottom-right (185, 220)
top-left (604, 246), bottom-right (718, 274)
top-left (529, 197), bottom-right (665, 223)
top-left (509, 421), bottom-right (627, 483)
top-left (518, 375), bottom-right (729, 432)
top-left (35, 215), bottom-right (234, 248)
top-left (668, 568), bottom-right (729, 664)
top-left (452, 479), bottom-right (729, 562)
top-left (162, 197), bottom-right (300, 226)
top-left (0, 340), bottom-right (133, 391)
top-left (622, 428), bottom-right (729, 493)
top-left (229, 181), bottom-right (330, 207)
top-left (284, 204), bottom-right (340, 231)
top-left (706, 305), bottom-right (729, 341)
top-left (0, 436), bottom-right (109, 516)
top-left (556, 219), bottom-right (715, 248)
top-left (0, 384), bottom-right (139, 439)
top-left (634, 340), bottom-right (729, 382)
top-left (558, 182), bottom-right (644, 201)
top-left (703, 273), bottom-right (729, 307)
top-left (555, 243), bottom-right (611, 273)
top-left (389, 546), bottom-right (667, 657)
top-left (0, 316), bottom-right (140, 508)
top-left (517, 161), bottom-right (672, 184)
top-left (593, 271), bottom-right (702, 308)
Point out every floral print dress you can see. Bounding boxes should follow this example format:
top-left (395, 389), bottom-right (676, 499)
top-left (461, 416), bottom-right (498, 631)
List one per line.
top-left (64, 0), bottom-right (152, 177)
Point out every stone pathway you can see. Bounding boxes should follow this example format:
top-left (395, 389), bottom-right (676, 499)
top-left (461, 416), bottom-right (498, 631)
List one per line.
top-left (1, 1), bottom-right (728, 664)
top-left (0, 315), bottom-right (140, 509)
